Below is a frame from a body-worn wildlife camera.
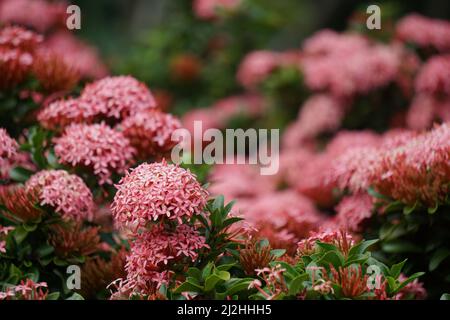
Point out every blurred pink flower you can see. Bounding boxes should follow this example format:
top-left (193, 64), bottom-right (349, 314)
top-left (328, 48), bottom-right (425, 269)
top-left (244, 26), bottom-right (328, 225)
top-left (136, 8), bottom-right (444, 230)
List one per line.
top-left (237, 51), bottom-right (281, 89)
top-left (0, 25), bottom-right (42, 52)
top-left (45, 31), bottom-right (108, 79)
top-left (415, 54), bottom-right (450, 98)
top-left (0, 0), bottom-right (66, 33)
top-left (302, 31), bottom-right (400, 97)
top-left (334, 193), bottom-right (374, 232)
top-left (396, 14), bottom-right (450, 52)
top-left (54, 123), bottom-right (135, 185)
top-left (26, 170), bottom-right (95, 221)
top-left (0, 128), bottom-right (18, 160)
top-left (112, 161), bottom-right (208, 230)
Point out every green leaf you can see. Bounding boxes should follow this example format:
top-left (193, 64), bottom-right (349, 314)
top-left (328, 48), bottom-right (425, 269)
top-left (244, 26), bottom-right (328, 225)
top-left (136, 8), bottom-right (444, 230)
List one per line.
top-left (23, 223), bottom-right (38, 232)
top-left (316, 250), bottom-right (344, 268)
top-left (212, 195), bottom-right (224, 211)
top-left (186, 267), bottom-right (202, 280)
top-left (13, 225), bottom-right (29, 244)
top-left (367, 187), bottom-right (390, 200)
top-left (382, 241), bottom-right (421, 253)
top-left (429, 249), bottom-right (450, 271)
top-left (288, 274), bottom-right (308, 296)
top-left (403, 201), bottom-right (418, 215)
top-left (427, 202), bottom-right (439, 214)
top-left (393, 272), bottom-right (425, 294)
top-left (173, 281), bottom-right (204, 294)
top-left (440, 293), bottom-right (450, 300)
top-left (204, 271), bottom-right (230, 292)
top-left (37, 244), bottom-right (55, 258)
top-left (9, 167), bottom-right (33, 183)
top-left (390, 259), bottom-right (407, 278)
top-left (316, 241), bottom-right (339, 252)
top-left (202, 262), bottom-right (214, 279)
top-left (271, 249), bottom-right (286, 258)
top-left (46, 292), bottom-right (60, 300)
top-left (348, 239), bottom-right (379, 256)
top-left (66, 293), bottom-right (84, 300)
top-left (216, 262), bottom-right (237, 271)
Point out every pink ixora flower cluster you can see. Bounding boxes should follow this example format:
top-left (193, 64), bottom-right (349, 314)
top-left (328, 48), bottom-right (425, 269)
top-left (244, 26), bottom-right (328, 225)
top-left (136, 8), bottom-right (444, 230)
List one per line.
top-left (54, 123), bottom-right (136, 185)
top-left (301, 30), bottom-right (401, 98)
top-left (395, 14), bottom-right (450, 53)
top-left (38, 76), bottom-right (157, 129)
top-left (0, 26), bottom-right (40, 89)
top-left (110, 161), bottom-right (209, 298)
top-left (117, 110), bottom-right (182, 159)
top-left (25, 170), bottom-right (95, 221)
top-left (236, 50), bottom-right (301, 89)
top-left (331, 123), bottom-right (450, 207)
top-left (406, 54), bottom-right (450, 129)
top-left (0, 0), bottom-right (66, 33)
top-left (0, 279), bottom-right (48, 300)
top-left (112, 161), bottom-right (209, 230)
top-left (0, 225), bottom-right (14, 254)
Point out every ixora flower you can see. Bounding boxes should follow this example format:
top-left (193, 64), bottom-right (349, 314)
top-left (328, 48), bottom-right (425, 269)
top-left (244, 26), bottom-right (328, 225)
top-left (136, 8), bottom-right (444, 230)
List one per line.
top-left (25, 170), bottom-right (95, 221)
top-left (80, 76), bottom-right (157, 120)
top-left (371, 122), bottom-right (450, 206)
top-left (111, 161), bottom-right (208, 230)
top-left (0, 128), bottom-right (18, 160)
top-left (44, 31), bottom-right (108, 79)
top-left (32, 49), bottom-right (81, 93)
top-left (0, 25), bottom-right (42, 52)
top-left (334, 193), bottom-right (374, 233)
top-left (118, 110), bottom-right (182, 158)
top-left (0, 48), bottom-right (33, 89)
top-left (38, 98), bottom-right (99, 130)
top-left (395, 14), bottom-right (450, 52)
top-left (415, 54), bottom-right (450, 98)
top-left (237, 50), bottom-right (281, 89)
top-left (54, 123), bottom-right (136, 185)
top-left (0, 279), bottom-right (48, 300)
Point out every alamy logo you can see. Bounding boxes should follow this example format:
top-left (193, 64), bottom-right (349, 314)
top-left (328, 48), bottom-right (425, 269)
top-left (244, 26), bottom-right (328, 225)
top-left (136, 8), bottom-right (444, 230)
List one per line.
top-left (66, 5), bottom-right (81, 30)
top-left (366, 5), bottom-right (381, 30)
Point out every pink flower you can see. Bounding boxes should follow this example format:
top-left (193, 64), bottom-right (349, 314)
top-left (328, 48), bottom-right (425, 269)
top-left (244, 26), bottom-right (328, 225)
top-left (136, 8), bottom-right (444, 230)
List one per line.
top-left (297, 229), bottom-right (355, 257)
top-left (120, 224), bottom-right (207, 297)
top-left (0, 48), bottom-right (33, 89)
top-left (415, 54), bottom-right (450, 98)
top-left (334, 193), bottom-right (374, 232)
top-left (118, 110), bottom-right (182, 158)
top-left (111, 161), bottom-right (208, 230)
top-left (396, 14), bottom-right (450, 52)
top-left (0, 279), bottom-right (48, 300)
top-left (25, 170), bottom-right (95, 221)
top-left (38, 98), bottom-right (100, 130)
top-left (193, 0), bottom-right (241, 20)
top-left (237, 51), bottom-right (281, 89)
top-left (303, 30), bottom-right (369, 56)
top-left (394, 274), bottom-right (427, 300)
top-left (0, 128), bottom-right (18, 160)
top-left (243, 191), bottom-right (323, 249)
top-left (44, 31), bottom-right (108, 79)
top-left (54, 123), bottom-right (136, 185)
top-left (371, 123), bottom-right (450, 206)
top-left (80, 76), bottom-right (157, 120)
top-left (301, 31), bottom-right (400, 97)
top-left (289, 94), bottom-right (344, 142)
top-left (0, 0), bottom-right (66, 33)
top-left (209, 162), bottom-right (276, 203)
top-left (0, 25), bottom-right (42, 52)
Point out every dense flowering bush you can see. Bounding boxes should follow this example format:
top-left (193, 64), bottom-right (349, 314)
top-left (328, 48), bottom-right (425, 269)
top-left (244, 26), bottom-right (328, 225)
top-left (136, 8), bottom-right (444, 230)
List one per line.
top-left (1, 1), bottom-right (449, 301)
